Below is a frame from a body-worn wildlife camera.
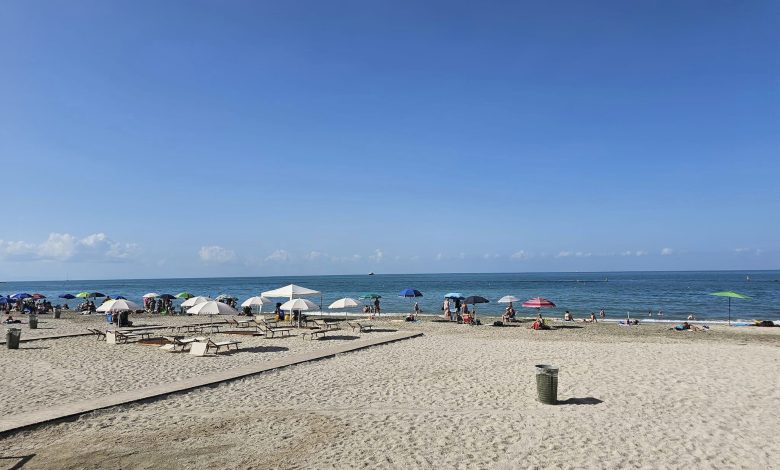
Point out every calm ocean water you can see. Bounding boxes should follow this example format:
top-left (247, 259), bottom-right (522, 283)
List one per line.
top-left (2, 271), bottom-right (778, 322)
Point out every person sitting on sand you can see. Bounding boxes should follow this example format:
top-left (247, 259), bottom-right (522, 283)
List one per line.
top-left (564, 311), bottom-right (573, 321)
top-left (502, 305), bottom-right (516, 323)
top-left (3, 314), bottom-right (21, 324)
top-left (670, 321), bottom-right (702, 332)
top-left (531, 317), bottom-right (549, 330)
top-left (590, 312), bottom-right (597, 323)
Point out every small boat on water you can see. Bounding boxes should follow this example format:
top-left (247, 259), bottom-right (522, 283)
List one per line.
top-left (368, 272), bottom-right (375, 276)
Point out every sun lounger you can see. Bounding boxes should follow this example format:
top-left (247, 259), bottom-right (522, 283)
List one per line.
top-left (159, 336), bottom-right (205, 352)
top-left (86, 328), bottom-right (106, 340)
top-left (312, 319), bottom-right (340, 331)
top-left (189, 338), bottom-right (241, 355)
top-left (255, 322), bottom-right (293, 338)
top-left (301, 328), bottom-right (329, 340)
top-left (226, 317), bottom-right (252, 328)
top-left (347, 321), bottom-right (373, 333)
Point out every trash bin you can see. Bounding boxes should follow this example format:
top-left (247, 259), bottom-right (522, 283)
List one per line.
top-left (118, 311), bottom-right (129, 327)
top-left (28, 315), bottom-right (38, 329)
top-left (53, 308), bottom-right (61, 319)
top-left (535, 364), bottom-right (559, 405)
top-left (6, 328), bottom-right (21, 349)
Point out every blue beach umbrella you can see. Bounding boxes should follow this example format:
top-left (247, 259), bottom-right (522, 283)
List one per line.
top-left (10, 292), bottom-right (31, 300)
top-left (444, 292), bottom-right (464, 299)
top-left (399, 288), bottom-right (423, 298)
top-left (114, 295), bottom-right (127, 300)
top-left (59, 294), bottom-right (76, 299)
top-left (0, 296), bottom-right (9, 305)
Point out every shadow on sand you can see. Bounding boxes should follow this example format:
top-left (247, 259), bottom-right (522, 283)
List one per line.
top-left (557, 397), bottom-right (603, 405)
top-left (0, 454), bottom-right (36, 469)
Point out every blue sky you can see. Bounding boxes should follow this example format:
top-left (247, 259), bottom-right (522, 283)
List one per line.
top-left (1, 0), bottom-right (778, 280)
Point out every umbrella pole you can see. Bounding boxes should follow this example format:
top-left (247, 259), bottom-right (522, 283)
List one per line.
top-left (728, 297), bottom-right (731, 326)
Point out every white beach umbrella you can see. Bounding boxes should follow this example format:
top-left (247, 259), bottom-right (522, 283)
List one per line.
top-left (262, 284), bottom-right (320, 300)
top-left (187, 300), bottom-right (238, 330)
top-left (97, 299), bottom-right (141, 312)
top-left (328, 297), bottom-right (360, 309)
top-left (187, 301), bottom-right (238, 316)
top-left (181, 296), bottom-right (212, 308)
top-left (498, 295), bottom-right (521, 304)
top-left (142, 292), bottom-right (160, 299)
top-left (241, 296), bottom-right (272, 313)
top-left (280, 298), bottom-right (319, 327)
top-left (280, 298), bottom-right (319, 311)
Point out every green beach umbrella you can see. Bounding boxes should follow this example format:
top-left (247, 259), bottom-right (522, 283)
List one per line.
top-left (75, 292), bottom-right (91, 298)
top-left (175, 292), bottom-right (194, 299)
top-left (709, 291), bottom-right (751, 325)
top-left (359, 293), bottom-right (382, 300)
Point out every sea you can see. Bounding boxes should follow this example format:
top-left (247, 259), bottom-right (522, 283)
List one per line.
top-left (2, 271), bottom-right (779, 323)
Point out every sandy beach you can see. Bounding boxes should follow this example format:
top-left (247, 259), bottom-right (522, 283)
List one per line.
top-left (1, 312), bottom-right (778, 469)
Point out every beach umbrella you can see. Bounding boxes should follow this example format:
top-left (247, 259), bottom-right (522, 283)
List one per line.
top-left (59, 294), bottom-right (76, 299)
top-left (444, 292), bottom-right (465, 299)
top-left (187, 300), bottom-right (238, 316)
top-left (86, 292), bottom-right (106, 299)
top-left (142, 292), bottom-right (160, 299)
top-left (31, 293), bottom-right (46, 300)
top-left (75, 292), bottom-right (90, 299)
top-left (114, 295), bottom-right (127, 300)
top-left (280, 298), bottom-right (319, 327)
top-left (175, 292), bottom-right (194, 299)
top-left (181, 296), bottom-right (212, 308)
top-left (464, 295), bottom-right (489, 305)
top-left (359, 293), bottom-right (382, 300)
top-left (522, 297), bottom-right (556, 309)
top-left (399, 288), bottom-right (423, 298)
top-left (0, 297), bottom-right (8, 305)
top-left (215, 294), bottom-right (237, 302)
top-left (97, 299), bottom-right (141, 312)
top-left (497, 295), bottom-right (520, 304)
top-left (262, 284), bottom-right (320, 300)
top-left (709, 291), bottom-right (751, 326)
top-left (158, 294), bottom-right (176, 300)
top-left (187, 300), bottom-right (239, 329)
top-left (241, 296), bottom-right (272, 313)
top-left (328, 297), bottom-right (360, 309)
top-left (10, 293), bottom-right (32, 300)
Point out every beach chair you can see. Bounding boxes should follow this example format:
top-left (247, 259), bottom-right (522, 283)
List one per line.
top-left (86, 328), bottom-right (106, 340)
top-left (347, 321), bottom-right (373, 334)
top-left (189, 338), bottom-right (241, 355)
top-left (255, 322), bottom-right (293, 338)
top-left (312, 319), bottom-right (340, 331)
top-left (226, 317), bottom-right (252, 328)
top-left (301, 328), bottom-right (329, 340)
top-left (159, 336), bottom-right (204, 352)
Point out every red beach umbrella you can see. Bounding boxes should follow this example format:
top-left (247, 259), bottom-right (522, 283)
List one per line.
top-left (521, 297), bottom-right (556, 309)
top-left (31, 293), bottom-right (46, 300)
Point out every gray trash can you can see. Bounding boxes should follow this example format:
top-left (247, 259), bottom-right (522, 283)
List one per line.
top-left (28, 315), bottom-right (38, 329)
top-left (6, 328), bottom-right (21, 349)
top-left (535, 364), bottom-right (559, 405)
top-left (53, 308), bottom-right (61, 319)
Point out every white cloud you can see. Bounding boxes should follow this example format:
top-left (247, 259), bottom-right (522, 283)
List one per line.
top-left (621, 250), bottom-right (647, 257)
top-left (510, 250), bottom-right (529, 260)
top-left (483, 253), bottom-right (500, 259)
top-left (660, 248), bottom-right (674, 256)
top-left (556, 251), bottom-right (592, 258)
top-left (435, 253), bottom-right (443, 261)
top-left (199, 245), bottom-right (236, 263)
top-left (735, 247), bottom-right (762, 255)
top-left (0, 232), bottom-right (139, 262)
top-left (368, 249), bottom-right (384, 262)
top-left (265, 249), bottom-right (290, 262)
top-left (304, 251), bottom-right (325, 261)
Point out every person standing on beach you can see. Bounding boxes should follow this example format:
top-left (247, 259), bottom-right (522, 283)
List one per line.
top-left (374, 297), bottom-right (381, 316)
top-left (443, 298), bottom-right (450, 320)
top-left (599, 309), bottom-right (605, 319)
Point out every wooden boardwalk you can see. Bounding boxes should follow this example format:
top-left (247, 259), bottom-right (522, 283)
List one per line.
top-left (0, 331), bottom-right (423, 437)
